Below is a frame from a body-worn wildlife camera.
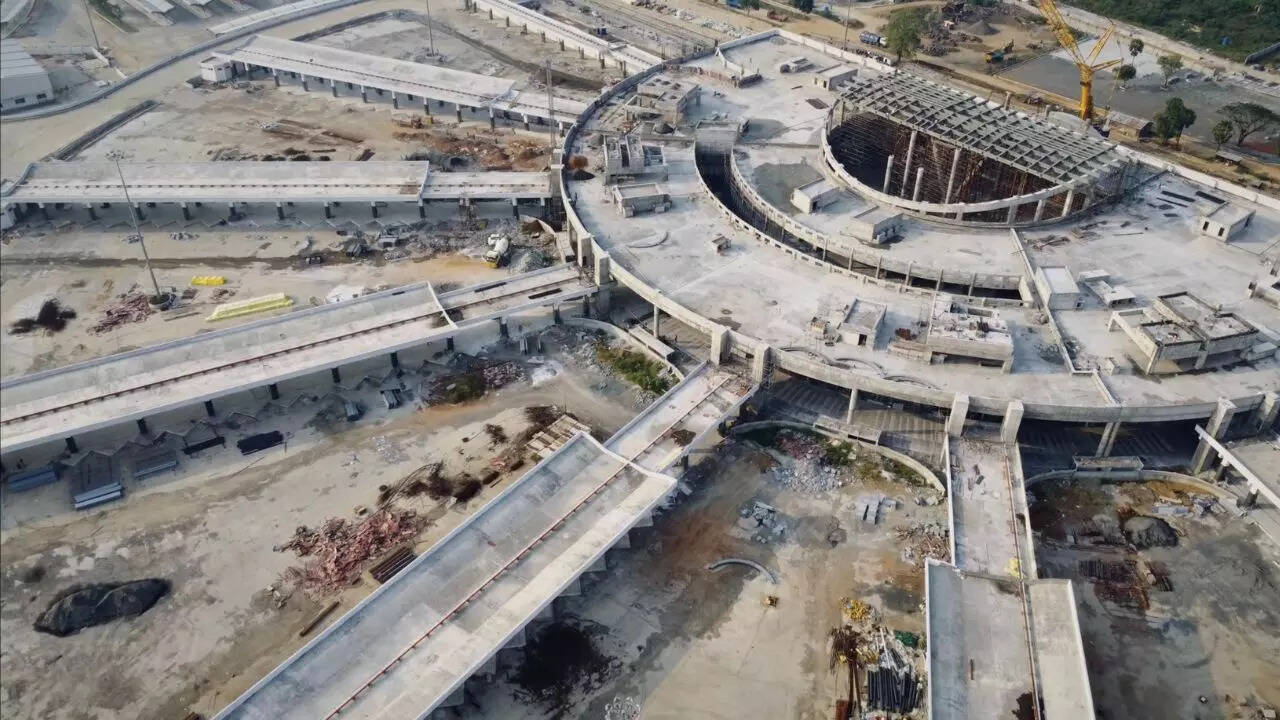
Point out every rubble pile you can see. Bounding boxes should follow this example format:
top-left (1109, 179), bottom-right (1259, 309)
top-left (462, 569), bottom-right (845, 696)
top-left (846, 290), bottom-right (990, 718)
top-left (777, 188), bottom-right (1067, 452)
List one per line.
top-left (772, 460), bottom-right (844, 494)
top-left (90, 293), bottom-right (155, 334)
top-left (482, 361), bottom-right (526, 388)
top-left (895, 523), bottom-right (951, 564)
top-left (277, 508), bottom-right (425, 595)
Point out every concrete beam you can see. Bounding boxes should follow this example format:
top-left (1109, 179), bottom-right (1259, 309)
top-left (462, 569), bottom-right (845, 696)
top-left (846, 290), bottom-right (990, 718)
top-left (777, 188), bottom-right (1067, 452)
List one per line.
top-left (946, 393), bottom-right (969, 438)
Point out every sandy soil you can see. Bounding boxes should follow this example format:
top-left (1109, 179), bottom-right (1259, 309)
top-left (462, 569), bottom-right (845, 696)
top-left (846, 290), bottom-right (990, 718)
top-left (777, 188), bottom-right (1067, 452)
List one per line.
top-left (0, 330), bottom-right (645, 720)
top-left (468, 435), bottom-right (946, 719)
top-left (1031, 477), bottom-right (1280, 720)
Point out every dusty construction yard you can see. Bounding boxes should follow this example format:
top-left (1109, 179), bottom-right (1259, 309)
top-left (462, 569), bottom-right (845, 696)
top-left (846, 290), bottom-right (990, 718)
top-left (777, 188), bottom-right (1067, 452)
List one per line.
top-left (1030, 477), bottom-right (1280, 720)
top-left (466, 428), bottom-right (948, 719)
top-left (0, 324), bottom-right (667, 720)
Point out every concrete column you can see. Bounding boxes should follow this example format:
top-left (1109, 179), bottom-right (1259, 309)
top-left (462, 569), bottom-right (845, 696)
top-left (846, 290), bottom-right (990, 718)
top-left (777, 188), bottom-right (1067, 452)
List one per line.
top-left (1033, 198), bottom-right (1046, 222)
top-left (946, 394), bottom-right (969, 438)
top-left (900, 130), bottom-right (918, 197)
top-left (497, 317), bottom-right (508, 338)
top-left (750, 344), bottom-right (771, 383)
top-left (204, 400), bottom-right (216, 417)
top-left (489, 109), bottom-right (496, 129)
top-left (324, 202), bottom-right (332, 219)
top-left (40, 204), bottom-right (49, 221)
top-left (456, 106), bottom-right (463, 122)
top-left (133, 204), bottom-right (144, 221)
top-left (276, 202), bottom-right (284, 220)
top-left (390, 351), bottom-right (400, 370)
top-left (272, 70), bottom-right (280, 87)
top-left (1000, 401), bottom-right (1024, 443)
top-left (331, 368), bottom-right (341, 384)
top-left (137, 418), bottom-right (149, 435)
top-left (391, 92), bottom-right (399, 109)
top-left (593, 253), bottom-right (610, 284)
top-left (1251, 391), bottom-right (1278, 433)
top-left (579, 47), bottom-right (585, 59)
top-left (540, 30), bottom-right (546, 42)
top-left (523, 114), bottom-right (531, 130)
top-left (86, 204), bottom-right (97, 221)
top-left (1095, 421), bottom-right (1120, 457)
top-left (505, 15), bottom-right (509, 26)
top-left (65, 437), bottom-right (78, 454)
top-left (911, 167), bottom-right (924, 201)
top-left (332, 83), bottom-right (338, 97)
top-left (1192, 399), bottom-right (1238, 473)
top-left (709, 324), bottom-right (728, 365)
top-left (361, 87), bottom-right (368, 103)
top-left (882, 154), bottom-right (894, 194)
top-left (446, 337), bottom-right (455, 351)
top-left (944, 146), bottom-right (961, 203)
top-left (370, 202), bottom-right (379, 218)
top-left (419, 201), bottom-right (427, 219)
top-left (560, 39), bottom-right (565, 51)
top-left (1059, 188), bottom-right (1075, 218)
top-left (845, 388), bottom-right (859, 424)
top-left (423, 98), bottom-right (431, 115)
top-left (301, 76), bottom-right (309, 91)
top-left (268, 383), bottom-right (280, 400)
top-left (576, 233), bottom-right (590, 268)
top-left (652, 304), bottom-right (660, 338)
top-left (1005, 203), bottom-right (1017, 224)
top-left (227, 203), bottom-right (235, 219)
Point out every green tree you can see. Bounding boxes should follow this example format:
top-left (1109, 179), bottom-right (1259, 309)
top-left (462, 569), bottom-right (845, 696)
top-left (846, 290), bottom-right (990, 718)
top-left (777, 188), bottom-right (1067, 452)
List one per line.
top-left (884, 7), bottom-right (927, 65)
top-left (790, 0), bottom-right (814, 13)
top-left (1154, 97), bottom-right (1196, 148)
top-left (741, 0), bottom-right (760, 11)
top-left (1211, 119), bottom-right (1233, 150)
top-left (1128, 38), bottom-right (1144, 59)
top-left (1156, 54), bottom-right (1182, 87)
top-left (1116, 63), bottom-right (1136, 89)
top-left (1221, 102), bottom-right (1279, 146)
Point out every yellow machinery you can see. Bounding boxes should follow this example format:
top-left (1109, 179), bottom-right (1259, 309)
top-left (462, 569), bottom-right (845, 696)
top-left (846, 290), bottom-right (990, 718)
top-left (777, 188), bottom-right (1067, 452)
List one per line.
top-left (1036, 0), bottom-right (1122, 121)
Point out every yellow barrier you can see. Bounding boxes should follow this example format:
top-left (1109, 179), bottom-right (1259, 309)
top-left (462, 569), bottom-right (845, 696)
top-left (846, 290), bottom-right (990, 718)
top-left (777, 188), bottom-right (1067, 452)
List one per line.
top-left (191, 275), bottom-right (227, 286)
top-left (206, 293), bottom-right (294, 322)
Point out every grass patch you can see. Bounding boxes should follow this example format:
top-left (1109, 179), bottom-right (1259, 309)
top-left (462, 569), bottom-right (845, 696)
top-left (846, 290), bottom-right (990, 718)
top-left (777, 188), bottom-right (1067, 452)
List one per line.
top-left (595, 342), bottom-right (673, 395)
top-left (884, 458), bottom-right (926, 486)
top-left (823, 440), bottom-right (856, 467)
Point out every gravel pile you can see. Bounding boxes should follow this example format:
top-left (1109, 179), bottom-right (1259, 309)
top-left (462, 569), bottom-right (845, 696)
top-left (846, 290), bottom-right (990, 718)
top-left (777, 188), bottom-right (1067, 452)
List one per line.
top-left (772, 459), bottom-right (845, 494)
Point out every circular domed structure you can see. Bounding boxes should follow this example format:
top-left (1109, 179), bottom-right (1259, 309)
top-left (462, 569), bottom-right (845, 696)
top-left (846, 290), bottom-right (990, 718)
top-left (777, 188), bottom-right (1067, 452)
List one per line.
top-left (822, 72), bottom-right (1131, 226)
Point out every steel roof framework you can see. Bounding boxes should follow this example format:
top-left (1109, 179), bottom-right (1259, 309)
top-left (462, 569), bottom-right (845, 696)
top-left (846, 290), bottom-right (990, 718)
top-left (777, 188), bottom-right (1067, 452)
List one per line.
top-left (839, 73), bottom-right (1124, 185)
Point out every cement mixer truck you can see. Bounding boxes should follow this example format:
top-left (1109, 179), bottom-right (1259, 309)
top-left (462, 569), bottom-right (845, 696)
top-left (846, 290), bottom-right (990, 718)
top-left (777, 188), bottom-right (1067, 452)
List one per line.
top-left (484, 233), bottom-right (511, 268)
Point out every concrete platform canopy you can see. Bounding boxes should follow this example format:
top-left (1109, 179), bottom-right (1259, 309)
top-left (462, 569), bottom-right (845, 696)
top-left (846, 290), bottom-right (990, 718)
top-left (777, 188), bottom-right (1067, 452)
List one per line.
top-left (214, 35), bottom-right (586, 125)
top-left (0, 161), bottom-right (551, 207)
top-left (0, 265), bottom-right (591, 453)
top-left (211, 363), bottom-right (755, 720)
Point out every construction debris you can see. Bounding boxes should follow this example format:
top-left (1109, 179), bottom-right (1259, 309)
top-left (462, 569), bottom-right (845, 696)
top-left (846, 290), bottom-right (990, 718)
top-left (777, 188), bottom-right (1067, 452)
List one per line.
top-left (895, 523), bottom-right (951, 564)
top-left (8, 298), bottom-right (77, 335)
top-left (90, 293), bottom-right (155, 334)
top-left (277, 508), bottom-right (426, 596)
top-left (481, 360), bottom-right (526, 388)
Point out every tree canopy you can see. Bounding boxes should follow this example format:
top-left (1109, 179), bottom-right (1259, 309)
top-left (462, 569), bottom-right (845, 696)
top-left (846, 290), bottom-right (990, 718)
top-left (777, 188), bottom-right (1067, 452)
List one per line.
top-left (1220, 102), bottom-right (1279, 146)
top-left (1211, 120), bottom-right (1233, 150)
top-left (884, 7), bottom-right (928, 64)
top-left (1071, 0), bottom-right (1280, 61)
top-left (1154, 97), bottom-right (1196, 146)
top-left (1127, 38), bottom-right (1144, 58)
top-left (1156, 54), bottom-right (1182, 86)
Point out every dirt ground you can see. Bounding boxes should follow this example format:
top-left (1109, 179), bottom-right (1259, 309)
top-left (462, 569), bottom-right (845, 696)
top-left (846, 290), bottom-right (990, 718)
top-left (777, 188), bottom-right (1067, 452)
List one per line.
top-left (467, 433), bottom-right (946, 720)
top-left (1030, 477), bottom-right (1280, 720)
top-left (0, 327), bottom-right (648, 720)
top-left (0, 211), bottom-right (557, 377)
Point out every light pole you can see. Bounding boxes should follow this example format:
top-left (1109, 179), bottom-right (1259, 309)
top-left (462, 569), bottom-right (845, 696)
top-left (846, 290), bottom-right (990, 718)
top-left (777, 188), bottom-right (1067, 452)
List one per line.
top-left (82, 0), bottom-right (101, 51)
top-left (425, 0), bottom-right (435, 56)
top-left (113, 158), bottom-right (163, 301)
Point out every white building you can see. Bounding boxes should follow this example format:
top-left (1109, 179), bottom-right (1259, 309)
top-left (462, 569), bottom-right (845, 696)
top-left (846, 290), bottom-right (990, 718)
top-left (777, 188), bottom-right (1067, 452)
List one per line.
top-left (199, 56), bottom-right (234, 83)
top-left (1034, 265), bottom-right (1083, 310)
top-left (1198, 202), bottom-right (1255, 241)
top-left (0, 40), bottom-right (54, 112)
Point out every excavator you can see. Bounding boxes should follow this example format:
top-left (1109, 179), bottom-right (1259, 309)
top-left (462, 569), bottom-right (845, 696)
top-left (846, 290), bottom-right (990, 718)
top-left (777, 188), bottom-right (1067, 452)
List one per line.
top-left (1036, 0), bottom-right (1122, 121)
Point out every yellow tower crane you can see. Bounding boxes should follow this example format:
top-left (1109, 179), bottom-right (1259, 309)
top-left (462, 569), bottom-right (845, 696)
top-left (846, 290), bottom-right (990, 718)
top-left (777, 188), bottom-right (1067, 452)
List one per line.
top-left (1036, 0), bottom-right (1123, 121)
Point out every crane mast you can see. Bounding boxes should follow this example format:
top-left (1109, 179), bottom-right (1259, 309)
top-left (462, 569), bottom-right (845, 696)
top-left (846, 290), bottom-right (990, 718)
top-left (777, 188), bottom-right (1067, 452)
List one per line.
top-left (1036, 0), bottom-right (1122, 121)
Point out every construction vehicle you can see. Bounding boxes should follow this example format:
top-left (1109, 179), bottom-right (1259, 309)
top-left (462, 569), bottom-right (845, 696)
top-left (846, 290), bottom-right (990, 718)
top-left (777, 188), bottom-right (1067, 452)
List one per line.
top-left (984, 49), bottom-right (1004, 63)
top-left (1037, 0), bottom-right (1122, 121)
top-left (483, 233), bottom-right (511, 268)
